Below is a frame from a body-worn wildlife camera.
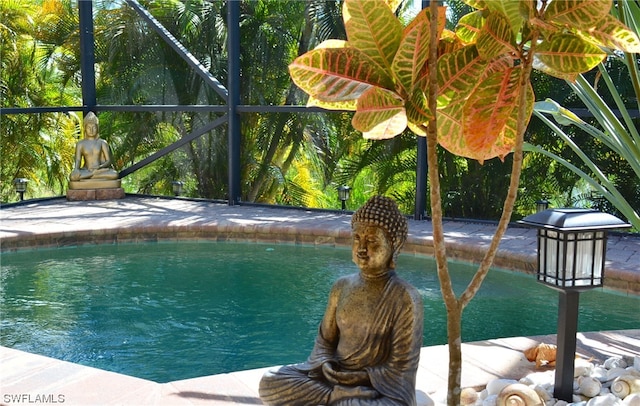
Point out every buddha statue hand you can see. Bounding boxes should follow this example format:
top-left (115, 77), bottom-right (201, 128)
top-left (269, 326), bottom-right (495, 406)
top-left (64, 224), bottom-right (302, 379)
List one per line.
top-left (322, 362), bottom-right (371, 386)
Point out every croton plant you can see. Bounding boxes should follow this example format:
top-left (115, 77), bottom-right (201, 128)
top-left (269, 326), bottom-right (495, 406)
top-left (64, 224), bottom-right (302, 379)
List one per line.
top-left (289, 0), bottom-right (640, 162)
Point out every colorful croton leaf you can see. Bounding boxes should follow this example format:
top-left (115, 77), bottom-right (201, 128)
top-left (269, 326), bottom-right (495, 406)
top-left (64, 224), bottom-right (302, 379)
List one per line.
top-left (289, 0), bottom-right (446, 140)
top-left (289, 0), bottom-right (640, 162)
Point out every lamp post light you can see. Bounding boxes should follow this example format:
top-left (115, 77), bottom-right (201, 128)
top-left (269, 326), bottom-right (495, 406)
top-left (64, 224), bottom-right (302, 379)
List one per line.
top-left (171, 181), bottom-right (184, 197)
top-left (518, 208), bottom-right (631, 401)
top-left (535, 198), bottom-right (549, 213)
top-left (13, 178), bottom-right (28, 201)
top-left (338, 186), bottom-right (351, 211)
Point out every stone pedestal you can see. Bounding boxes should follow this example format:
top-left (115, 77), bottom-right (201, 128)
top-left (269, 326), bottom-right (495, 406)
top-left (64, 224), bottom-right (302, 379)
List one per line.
top-left (67, 187), bottom-right (125, 201)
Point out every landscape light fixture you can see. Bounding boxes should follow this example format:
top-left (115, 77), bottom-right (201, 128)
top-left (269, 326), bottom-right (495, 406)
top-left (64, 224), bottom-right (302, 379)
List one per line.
top-left (171, 181), bottom-right (184, 197)
top-left (338, 186), bottom-right (351, 211)
top-left (13, 178), bottom-right (28, 201)
top-left (518, 208), bottom-right (631, 401)
top-left (536, 198), bottom-right (549, 213)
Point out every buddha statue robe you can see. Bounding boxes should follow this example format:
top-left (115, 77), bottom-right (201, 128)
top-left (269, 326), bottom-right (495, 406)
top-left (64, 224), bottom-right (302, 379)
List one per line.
top-left (259, 270), bottom-right (423, 406)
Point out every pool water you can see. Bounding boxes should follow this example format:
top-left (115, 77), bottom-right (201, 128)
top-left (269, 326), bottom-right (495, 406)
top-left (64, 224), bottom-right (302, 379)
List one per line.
top-left (1, 241), bottom-right (638, 383)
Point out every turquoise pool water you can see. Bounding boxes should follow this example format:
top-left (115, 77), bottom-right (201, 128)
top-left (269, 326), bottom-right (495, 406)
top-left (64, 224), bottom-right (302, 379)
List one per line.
top-left (1, 241), bottom-right (638, 383)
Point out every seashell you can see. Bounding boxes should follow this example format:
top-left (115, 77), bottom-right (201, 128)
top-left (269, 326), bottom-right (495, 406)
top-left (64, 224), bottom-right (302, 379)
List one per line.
top-left (531, 384), bottom-right (552, 402)
top-left (497, 383), bottom-right (544, 406)
top-left (577, 375), bottom-right (603, 397)
top-left (605, 357), bottom-right (628, 370)
top-left (486, 379), bottom-right (518, 396)
top-left (586, 393), bottom-right (623, 405)
top-left (524, 343), bottom-right (557, 368)
top-left (621, 393), bottom-right (640, 406)
top-left (611, 375), bottom-right (640, 399)
top-left (460, 387), bottom-right (478, 406)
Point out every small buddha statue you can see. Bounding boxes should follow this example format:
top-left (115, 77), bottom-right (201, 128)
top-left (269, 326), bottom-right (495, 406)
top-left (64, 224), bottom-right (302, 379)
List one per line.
top-left (68, 112), bottom-right (120, 190)
top-left (259, 196), bottom-right (424, 405)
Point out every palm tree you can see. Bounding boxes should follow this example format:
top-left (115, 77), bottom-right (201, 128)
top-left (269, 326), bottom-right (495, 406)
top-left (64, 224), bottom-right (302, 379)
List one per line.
top-left (0, 0), bottom-right (78, 201)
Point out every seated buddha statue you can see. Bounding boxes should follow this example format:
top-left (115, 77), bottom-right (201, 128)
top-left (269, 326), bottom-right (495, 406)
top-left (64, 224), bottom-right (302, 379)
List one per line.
top-left (68, 112), bottom-right (120, 190)
top-left (259, 196), bottom-right (424, 405)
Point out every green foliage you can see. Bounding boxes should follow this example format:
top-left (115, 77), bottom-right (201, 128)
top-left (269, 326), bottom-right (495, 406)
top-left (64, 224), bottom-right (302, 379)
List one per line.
top-left (529, 0), bottom-right (640, 229)
top-left (0, 0), bottom-right (78, 201)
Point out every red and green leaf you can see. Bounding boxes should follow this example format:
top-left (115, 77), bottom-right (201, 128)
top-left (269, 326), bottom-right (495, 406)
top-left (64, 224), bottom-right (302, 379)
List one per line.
top-left (437, 72), bottom-right (532, 162)
top-left (455, 10), bottom-right (485, 44)
top-left (532, 56), bottom-right (579, 82)
top-left (485, 0), bottom-right (524, 36)
top-left (544, 0), bottom-right (611, 29)
top-left (342, 0), bottom-right (402, 73)
top-left (307, 96), bottom-right (357, 111)
top-left (476, 11), bottom-right (516, 60)
top-left (578, 14), bottom-right (640, 52)
top-left (462, 0), bottom-right (486, 10)
top-left (392, 7), bottom-right (446, 94)
top-left (487, 81), bottom-right (534, 162)
top-left (406, 87), bottom-right (433, 126)
top-left (437, 45), bottom-right (487, 108)
top-left (289, 45), bottom-right (395, 102)
top-left (351, 87), bottom-right (407, 138)
top-left (535, 33), bottom-right (606, 75)
top-left (462, 67), bottom-right (521, 157)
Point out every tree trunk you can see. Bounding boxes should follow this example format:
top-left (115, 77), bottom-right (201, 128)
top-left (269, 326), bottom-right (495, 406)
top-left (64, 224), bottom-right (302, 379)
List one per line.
top-left (425, 3), bottom-right (538, 405)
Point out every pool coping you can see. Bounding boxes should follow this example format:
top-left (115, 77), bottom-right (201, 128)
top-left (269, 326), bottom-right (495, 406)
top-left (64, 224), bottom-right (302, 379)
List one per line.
top-left (2, 330), bottom-right (639, 405)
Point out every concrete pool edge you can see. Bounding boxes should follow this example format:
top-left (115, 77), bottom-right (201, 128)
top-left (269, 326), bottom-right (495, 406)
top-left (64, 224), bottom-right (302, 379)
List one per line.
top-left (2, 330), bottom-right (639, 406)
top-left (0, 196), bottom-right (638, 294)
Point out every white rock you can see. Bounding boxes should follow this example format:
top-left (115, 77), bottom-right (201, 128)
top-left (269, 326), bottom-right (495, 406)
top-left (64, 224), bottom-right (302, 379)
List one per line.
top-left (520, 371), bottom-right (555, 387)
top-left (633, 356), bottom-right (640, 372)
top-left (625, 367), bottom-right (640, 378)
top-left (478, 389), bottom-right (488, 400)
top-left (609, 368), bottom-right (630, 381)
top-left (605, 358), bottom-right (628, 370)
top-left (575, 359), bottom-right (595, 377)
top-left (553, 401), bottom-right (569, 406)
top-left (416, 390), bottom-right (435, 406)
top-left (622, 393), bottom-right (640, 406)
top-left (577, 376), bottom-right (603, 398)
top-left (586, 393), bottom-right (623, 405)
top-left (482, 394), bottom-right (498, 406)
top-left (486, 378), bottom-right (518, 396)
top-left (592, 366), bottom-right (609, 382)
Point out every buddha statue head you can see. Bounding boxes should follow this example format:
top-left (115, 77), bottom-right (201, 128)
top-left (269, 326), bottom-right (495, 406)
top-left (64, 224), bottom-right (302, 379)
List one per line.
top-left (351, 196), bottom-right (408, 269)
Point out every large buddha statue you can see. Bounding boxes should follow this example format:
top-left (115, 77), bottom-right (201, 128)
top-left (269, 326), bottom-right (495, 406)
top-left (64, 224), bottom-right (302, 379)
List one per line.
top-left (68, 112), bottom-right (120, 190)
top-left (259, 196), bottom-right (424, 405)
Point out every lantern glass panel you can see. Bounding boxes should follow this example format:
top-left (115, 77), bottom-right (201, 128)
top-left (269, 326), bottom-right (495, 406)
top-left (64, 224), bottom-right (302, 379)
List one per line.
top-left (538, 229), bottom-right (606, 289)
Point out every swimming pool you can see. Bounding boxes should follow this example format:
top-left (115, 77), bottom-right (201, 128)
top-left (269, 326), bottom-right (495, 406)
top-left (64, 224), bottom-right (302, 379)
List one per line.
top-left (1, 241), bottom-right (638, 383)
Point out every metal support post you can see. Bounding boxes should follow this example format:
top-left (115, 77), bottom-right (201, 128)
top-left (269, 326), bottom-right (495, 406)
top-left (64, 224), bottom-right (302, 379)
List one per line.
top-left (554, 290), bottom-right (580, 401)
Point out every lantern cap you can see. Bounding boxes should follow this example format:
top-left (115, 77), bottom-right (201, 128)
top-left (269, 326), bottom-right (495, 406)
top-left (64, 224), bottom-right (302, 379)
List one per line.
top-left (518, 208), bottom-right (631, 231)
